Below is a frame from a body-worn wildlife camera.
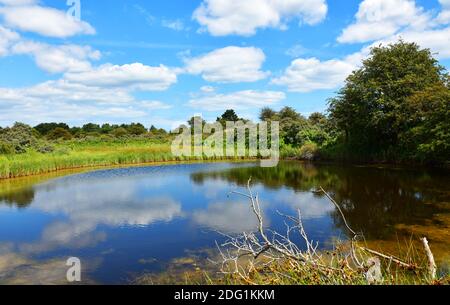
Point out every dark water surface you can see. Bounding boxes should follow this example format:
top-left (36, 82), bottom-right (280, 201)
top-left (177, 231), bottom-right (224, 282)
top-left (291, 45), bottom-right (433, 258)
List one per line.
top-left (0, 161), bottom-right (449, 284)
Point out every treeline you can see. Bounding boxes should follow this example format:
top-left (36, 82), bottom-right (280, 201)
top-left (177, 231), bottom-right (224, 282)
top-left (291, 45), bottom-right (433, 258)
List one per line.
top-left (0, 122), bottom-right (170, 155)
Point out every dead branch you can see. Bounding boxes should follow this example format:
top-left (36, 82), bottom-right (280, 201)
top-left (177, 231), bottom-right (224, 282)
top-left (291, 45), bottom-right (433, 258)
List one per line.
top-left (421, 237), bottom-right (437, 280)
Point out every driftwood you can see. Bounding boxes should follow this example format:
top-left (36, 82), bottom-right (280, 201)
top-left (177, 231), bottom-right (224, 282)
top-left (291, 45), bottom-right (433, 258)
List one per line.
top-left (421, 237), bottom-right (437, 280)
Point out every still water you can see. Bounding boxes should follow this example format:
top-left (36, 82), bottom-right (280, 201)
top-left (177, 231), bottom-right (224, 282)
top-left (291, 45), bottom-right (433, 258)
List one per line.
top-left (0, 161), bottom-right (449, 284)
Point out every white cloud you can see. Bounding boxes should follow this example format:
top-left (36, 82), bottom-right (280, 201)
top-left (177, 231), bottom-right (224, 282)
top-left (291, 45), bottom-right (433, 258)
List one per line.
top-left (338, 0), bottom-right (428, 44)
top-left (11, 40), bottom-right (101, 73)
top-left (285, 44), bottom-right (308, 57)
top-left (200, 85), bottom-right (216, 93)
top-left (0, 0), bottom-right (36, 5)
top-left (193, 0), bottom-right (328, 36)
top-left (436, 0), bottom-right (450, 25)
top-left (17, 179), bottom-right (183, 254)
top-left (188, 90), bottom-right (286, 111)
top-left (277, 192), bottom-right (334, 219)
top-left (0, 79), bottom-right (172, 126)
top-left (184, 46), bottom-right (269, 83)
top-left (162, 19), bottom-right (185, 31)
top-left (271, 55), bottom-right (357, 93)
top-left (64, 63), bottom-right (178, 91)
top-left (373, 27), bottom-right (450, 59)
top-left (274, 0), bottom-right (450, 94)
top-left (0, 25), bottom-right (18, 56)
top-left (338, 0), bottom-right (450, 60)
top-left (192, 201), bottom-right (262, 233)
top-left (0, 4), bottom-right (95, 38)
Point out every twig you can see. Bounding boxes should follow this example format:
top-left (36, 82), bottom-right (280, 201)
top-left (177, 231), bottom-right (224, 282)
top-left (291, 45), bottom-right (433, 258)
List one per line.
top-left (359, 247), bottom-right (419, 270)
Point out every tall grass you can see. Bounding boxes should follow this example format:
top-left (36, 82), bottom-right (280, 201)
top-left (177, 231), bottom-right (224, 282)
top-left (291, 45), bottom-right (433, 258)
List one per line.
top-left (0, 139), bottom-right (255, 179)
top-left (0, 140), bottom-right (179, 179)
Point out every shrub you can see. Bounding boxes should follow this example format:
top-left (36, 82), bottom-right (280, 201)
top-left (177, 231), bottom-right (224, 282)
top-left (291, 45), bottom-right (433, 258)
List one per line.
top-left (0, 140), bottom-right (14, 155)
top-left (47, 127), bottom-right (73, 141)
top-left (111, 127), bottom-right (129, 138)
top-left (0, 122), bottom-right (39, 153)
top-left (37, 144), bottom-right (55, 154)
top-left (299, 143), bottom-right (319, 161)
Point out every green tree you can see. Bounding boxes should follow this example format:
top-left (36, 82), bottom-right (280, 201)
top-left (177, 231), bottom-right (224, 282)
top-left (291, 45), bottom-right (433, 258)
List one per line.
top-left (34, 123), bottom-right (70, 136)
top-left (217, 109), bottom-right (239, 122)
top-left (47, 127), bottom-right (73, 141)
top-left (82, 123), bottom-right (101, 134)
top-left (259, 107), bottom-right (279, 121)
top-left (328, 40), bottom-right (449, 161)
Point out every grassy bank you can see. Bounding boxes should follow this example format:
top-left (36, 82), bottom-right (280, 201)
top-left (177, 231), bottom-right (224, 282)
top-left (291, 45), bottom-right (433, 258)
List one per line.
top-left (0, 139), bottom-right (246, 179)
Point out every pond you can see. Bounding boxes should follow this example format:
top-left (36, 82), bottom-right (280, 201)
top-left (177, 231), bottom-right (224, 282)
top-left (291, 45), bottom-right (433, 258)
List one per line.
top-left (0, 161), bottom-right (449, 284)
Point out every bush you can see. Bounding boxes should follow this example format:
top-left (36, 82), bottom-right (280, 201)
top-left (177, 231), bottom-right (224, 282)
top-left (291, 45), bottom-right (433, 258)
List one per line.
top-left (111, 127), bottom-right (129, 138)
top-left (47, 127), bottom-right (73, 141)
top-left (299, 143), bottom-right (319, 161)
top-left (0, 122), bottom-right (39, 153)
top-left (37, 144), bottom-right (55, 154)
top-left (0, 140), bottom-right (14, 155)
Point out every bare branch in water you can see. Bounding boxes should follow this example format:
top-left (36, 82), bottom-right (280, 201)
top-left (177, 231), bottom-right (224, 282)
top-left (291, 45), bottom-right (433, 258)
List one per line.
top-left (214, 180), bottom-right (439, 285)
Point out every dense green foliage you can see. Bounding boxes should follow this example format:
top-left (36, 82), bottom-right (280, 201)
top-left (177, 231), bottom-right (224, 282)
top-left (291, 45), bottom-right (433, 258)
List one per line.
top-left (328, 41), bottom-right (450, 163)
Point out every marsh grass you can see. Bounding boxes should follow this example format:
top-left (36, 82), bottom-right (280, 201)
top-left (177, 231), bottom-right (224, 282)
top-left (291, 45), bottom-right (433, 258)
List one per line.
top-left (0, 139), bottom-right (248, 179)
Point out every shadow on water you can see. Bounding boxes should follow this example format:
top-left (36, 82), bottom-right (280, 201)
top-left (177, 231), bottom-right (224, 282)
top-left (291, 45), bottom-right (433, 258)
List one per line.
top-left (190, 161), bottom-right (450, 240)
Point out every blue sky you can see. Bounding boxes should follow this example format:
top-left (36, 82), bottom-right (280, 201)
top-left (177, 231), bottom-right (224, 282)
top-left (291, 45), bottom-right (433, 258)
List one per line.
top-left (0, 0), bottom-right (449, 129)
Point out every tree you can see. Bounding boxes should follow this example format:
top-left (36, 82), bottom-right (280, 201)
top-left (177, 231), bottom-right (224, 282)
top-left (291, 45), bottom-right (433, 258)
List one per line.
top-left (217, 109), bottom-right (240, 123)
top-left (111, 127), bottom-right (128, 138)
top-left (47, 128), bottom-right (73, 141)
top-left (308, 113), bottom-right (327, 126)
top-left (403, 83), bottom-right (450, 162)
top-left (126, 123), bottom-right (147, 135)
top-left (34, 123), bottom-right (70, 136)
top-left (82, 123), bottom-right (101, 134)
top-left (328, 40), bottom-right (449, 161)
top-left (279, 107), bottom-right (302, 121)
top-left (259, 107), bottom-right (279, 121)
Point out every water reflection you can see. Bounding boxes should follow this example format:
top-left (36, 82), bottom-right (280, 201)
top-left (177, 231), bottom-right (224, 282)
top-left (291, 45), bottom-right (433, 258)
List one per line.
top-left (190, 162), bottom-right (450, 239)
top-left (0, 162), bottom-right (448, 284)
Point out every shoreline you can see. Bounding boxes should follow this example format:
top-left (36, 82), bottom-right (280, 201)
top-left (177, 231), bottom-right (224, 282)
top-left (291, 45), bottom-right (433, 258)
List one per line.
top-left (0, 157), bottom-right (258, 182)
top-left (1, 155), bottom-right (449, 182)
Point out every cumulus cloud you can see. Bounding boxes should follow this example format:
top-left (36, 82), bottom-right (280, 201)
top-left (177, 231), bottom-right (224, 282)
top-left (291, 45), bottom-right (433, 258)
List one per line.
top-left (184, 46), bottom-right (269, 83)
top-left (64, 63), bottom-right (178, 91)
top-left (271, 55), bottom-right (358, 93)
top-left (0, 4), bottom-right (95, 38)
top-left (11, 40), bottom-right (101, 73)
top-left (188, 90), bottom-right (286, 111)
top-left (274, 1), bottom-right (450, 93)
top-left (436, 0), bottom-right (450, 24)
top-left (0, 79), bottom-right (172, 126)
top-left (0, 25), bottom-right (18, 56)
top-left (337, 0), bottom-right (428, 44)
top-left (193, 0), bottom-right (328, 36)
